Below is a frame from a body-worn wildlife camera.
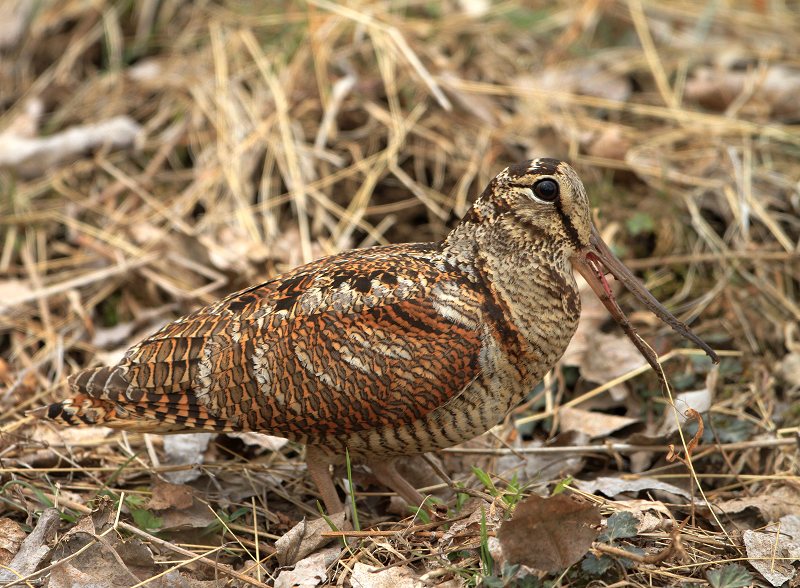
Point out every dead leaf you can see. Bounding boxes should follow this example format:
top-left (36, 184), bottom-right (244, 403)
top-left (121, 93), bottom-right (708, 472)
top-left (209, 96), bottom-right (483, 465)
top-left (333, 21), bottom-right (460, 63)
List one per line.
top-left (777, 352), bottom-right (800, 388)
top-left (495, 431), bottom-right (588, 486)
top-left (585, 127), bottom-right (631, 162)
top-left (27, 422), bottom-right (113, 448)
top-left (162, 433), bottom-right (213, 484)
top-left (580, 331), bottom-right (647, 386)
top-left (441, 500), bottom-right (503, 548)
top-left (147, 481), bottom-right (194, 511)
top-left (0, 0), bottom-right (33, 51)
top-left (274, 545), bottom-right (341, 588)
top-left (612, 499), bottom-right (674, 533)
top-left (0, 101), bottom-right (142, 178)
top-left (350, 562), bottom-right (423, 588)
top-left (275, 512), bottom-right (347, 567)
top-left (685, 63), bottom-right (800, 120)
top-left (574, 476), bottom-right (698, 502)
top-left (715, 485), bottom-right (800, 522)
top-left (0, 518), bottom-right (27, 566)
top-left (498, 494), bottom-right (600, 573)
top-left (743, 529), bottom-right (800, 586)
top-left (772, 515), bottom-right (800, 541)
top-left (559, 406), bottom-right (638, 439)
top-left (0, 279), bottom-right (35, 311)
top-left (145, 481), bottom-right (215, 531)
top-left (659, 388), bottom-right (713, 436)
top-left (518, 61), bottom-right (632, 104)
top-left (159, 501), bottom-right (216, 532)
top-left (560, 276), bottom-right (611, 367)
top-left (0, 508), bottom-right (60, 583)
top-left (227, 432), bottom-right (289, 452)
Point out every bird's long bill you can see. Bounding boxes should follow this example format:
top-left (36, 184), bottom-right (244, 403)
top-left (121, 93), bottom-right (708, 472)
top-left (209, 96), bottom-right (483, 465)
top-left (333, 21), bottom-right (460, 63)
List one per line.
top-left (570, 226), bottom-right (720, 376)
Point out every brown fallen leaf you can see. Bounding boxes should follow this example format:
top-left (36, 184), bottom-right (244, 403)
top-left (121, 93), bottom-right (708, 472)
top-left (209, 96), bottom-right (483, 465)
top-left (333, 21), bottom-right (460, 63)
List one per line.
top-left (0, 518), bottom-right (26, 567)
top-left (559, 406), bottom-right (639, 439)
top-left (441, 502), bottom-right (503, 552)
top-left (275, 512), bottom-right (347, 567)
top-left (498, 494), bottom-right (600, 573)
top-left (147, 481), bottom-right (195, 511)
top-left (145, 481), bottom-right (216, 532)
top-left (685, 63), bottom-right (800, 121)
top-left (585, 127), bottom-right (632, 162)
top-left (714, 485), bottom-right (800, 522)
top-left (659, 388), bottom-right (713, 436)
top-left (47, 500), bottom-right (221, 587)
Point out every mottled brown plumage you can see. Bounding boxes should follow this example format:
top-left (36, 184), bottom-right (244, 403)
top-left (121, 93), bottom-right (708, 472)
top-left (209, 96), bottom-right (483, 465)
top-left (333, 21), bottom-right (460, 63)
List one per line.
top-left (33, 159), bottom-right (718, 513)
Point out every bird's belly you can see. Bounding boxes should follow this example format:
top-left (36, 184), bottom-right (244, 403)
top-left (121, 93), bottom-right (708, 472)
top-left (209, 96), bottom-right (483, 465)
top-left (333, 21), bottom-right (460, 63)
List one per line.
top-left (323, 328), bottom-right (573, 459)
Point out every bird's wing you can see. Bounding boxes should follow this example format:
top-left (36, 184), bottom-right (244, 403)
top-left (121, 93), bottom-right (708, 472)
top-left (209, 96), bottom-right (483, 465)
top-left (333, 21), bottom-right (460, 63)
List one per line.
top-left (63, 244), bottom-right (485, 439)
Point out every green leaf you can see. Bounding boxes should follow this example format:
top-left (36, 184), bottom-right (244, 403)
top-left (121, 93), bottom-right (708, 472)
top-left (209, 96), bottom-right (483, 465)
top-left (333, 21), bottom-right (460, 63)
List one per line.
top-left (345, 448), bottom-right (360, 531)
top-left (130, 508), bottom-right (162, 531)
top-left (581, 553), bottom-right (613, 575)
top-left (626, 212), bottom-right (655, 236)
top-left (480, 507), bottom-right (494, 576)
top-left (551, 476), bottom-right (573, 495)
top-left (499, 7), bottom-right (551, 29)
top-left (472, 466), bottom-right (497, 495)
top-left (619, 545), bottom-right (645, 568)
top-left (706, 564), bottom-right (753, 588)
top-left (598, 512), bottom-right (638, 542)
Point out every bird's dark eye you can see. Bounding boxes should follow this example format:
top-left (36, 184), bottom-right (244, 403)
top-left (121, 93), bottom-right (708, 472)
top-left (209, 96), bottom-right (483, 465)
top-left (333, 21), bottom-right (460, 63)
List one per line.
top-left (533, 179), bottom-right (559, 202)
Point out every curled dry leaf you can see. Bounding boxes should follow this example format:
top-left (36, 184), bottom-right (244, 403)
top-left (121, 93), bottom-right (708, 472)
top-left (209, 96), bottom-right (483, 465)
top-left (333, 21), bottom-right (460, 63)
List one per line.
top-left (777, 352), bottom-right (800, 388)
top-left (659, 388), bottom-right (713, 435)
top-left (0, 0), bottom-right (32, 50)
top-left (498, 494), bottom-right (600, 573)
top-left (274, 545), bottom-right (341, 588)
top-left (580, 331), bottom-right (647, 387)
top-left (585, 127), bottom-right (631, 162)
top-left (275, 512), bottom-right (347, 567)
top-left (440, 501), bottom-right (503, 551)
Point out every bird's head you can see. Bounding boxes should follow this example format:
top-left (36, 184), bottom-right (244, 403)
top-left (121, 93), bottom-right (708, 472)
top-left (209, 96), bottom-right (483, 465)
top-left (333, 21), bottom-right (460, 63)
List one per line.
top-left (467, 158), bottom-right (719, 371)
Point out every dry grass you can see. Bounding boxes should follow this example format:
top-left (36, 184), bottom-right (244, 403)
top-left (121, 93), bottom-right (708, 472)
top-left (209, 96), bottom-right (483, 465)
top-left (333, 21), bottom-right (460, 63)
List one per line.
top-left (0, 1), bottom-right (798, 586)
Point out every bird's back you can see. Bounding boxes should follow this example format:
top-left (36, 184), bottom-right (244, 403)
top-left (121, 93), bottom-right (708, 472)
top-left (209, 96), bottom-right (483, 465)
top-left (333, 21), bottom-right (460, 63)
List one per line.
top-left (35, 242), bottom-right (491, 446)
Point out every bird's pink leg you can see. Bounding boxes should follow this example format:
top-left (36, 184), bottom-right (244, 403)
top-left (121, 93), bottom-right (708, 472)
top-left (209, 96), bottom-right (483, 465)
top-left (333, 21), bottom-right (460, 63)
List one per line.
top-left (305, 446), bottom-right (344, 513)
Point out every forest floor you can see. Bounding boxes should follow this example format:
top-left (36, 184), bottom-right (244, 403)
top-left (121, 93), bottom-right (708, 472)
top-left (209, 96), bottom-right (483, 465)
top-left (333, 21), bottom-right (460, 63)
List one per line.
top-left (0, 1), bottom-right (798, 586)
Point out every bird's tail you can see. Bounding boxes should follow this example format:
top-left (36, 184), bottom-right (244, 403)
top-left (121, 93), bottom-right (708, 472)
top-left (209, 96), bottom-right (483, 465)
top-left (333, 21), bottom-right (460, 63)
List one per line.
top-left (28, 366), bottom-right (203, 434)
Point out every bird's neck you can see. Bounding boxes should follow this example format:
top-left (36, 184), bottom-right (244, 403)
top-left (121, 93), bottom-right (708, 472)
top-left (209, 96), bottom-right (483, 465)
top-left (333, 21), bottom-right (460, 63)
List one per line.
top-left (442, 218), bottom-right (581, 369)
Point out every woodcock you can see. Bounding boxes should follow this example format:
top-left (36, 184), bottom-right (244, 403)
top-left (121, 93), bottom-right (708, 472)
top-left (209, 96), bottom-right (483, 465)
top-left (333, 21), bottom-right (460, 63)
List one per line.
top-left (34, 158), bottom-right (719, 513)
